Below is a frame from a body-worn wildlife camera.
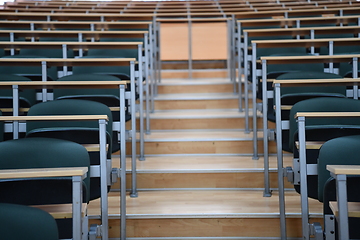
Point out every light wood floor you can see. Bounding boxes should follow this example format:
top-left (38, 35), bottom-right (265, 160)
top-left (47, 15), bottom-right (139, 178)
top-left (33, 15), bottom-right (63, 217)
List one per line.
top-left (88, 190), bottom-right (322, 218)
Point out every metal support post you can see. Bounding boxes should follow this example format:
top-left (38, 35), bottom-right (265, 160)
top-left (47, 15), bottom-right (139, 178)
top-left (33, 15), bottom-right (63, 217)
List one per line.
top-left (274, 83), bottom-right (287, 239)
top-left (298, 116), bottom-right (310, 240)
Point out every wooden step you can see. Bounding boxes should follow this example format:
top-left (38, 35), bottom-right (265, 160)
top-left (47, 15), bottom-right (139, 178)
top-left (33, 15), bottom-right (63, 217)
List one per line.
top-left (154, 93), bottom-right (239, 110)
top-left (161, 69), bottom-right (228, 79)
top-left (157, 78), bottom-right (235, 94)
top-left (134, 109), bottom-right (270, 131)
top-left (111, 155), bottom-right (294, 190)
top-left (124, 130), bottom-right (277, 155)
top-left (88, 190), bottom-right (323, 239)
top-left (149, 109), bottom-right (244, 130)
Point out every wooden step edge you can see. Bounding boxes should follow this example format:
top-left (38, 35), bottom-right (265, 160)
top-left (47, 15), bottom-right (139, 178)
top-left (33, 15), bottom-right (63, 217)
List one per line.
top-left (124, 169), bottom-right (279, 173)
top-left (143, 137), bottom-right (253, 142)
top-left (155, 94), bottom-right (239, 101)
top-left (89, 211), bottom-right (323, 220)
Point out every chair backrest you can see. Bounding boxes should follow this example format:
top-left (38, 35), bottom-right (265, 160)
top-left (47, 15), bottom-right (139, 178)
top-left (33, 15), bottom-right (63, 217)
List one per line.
top-left (0, 74), bottom-right (37, 109)
top-left (0, 137), bottom-right (90, 204)
top-left (54, 73), bottom-right (130, 152)
top-left (72, 55), bottom-right (130, 77)
top-left (25, 99), bottom-right (113, 201)
top-left (289, 97), bottom-right (360, 152)
top-left (273, 71), bottom-right (346, 153)
top-left (276, 71), bottom-right (346, 105)
top-left (0, 55), bottom-right (57, 81)
top-left (289, 97), bottom-right (360, 199)
top-left (0, 203), bottom-right (59, 240)
top-left (317, 135), bottom-right (360, 202)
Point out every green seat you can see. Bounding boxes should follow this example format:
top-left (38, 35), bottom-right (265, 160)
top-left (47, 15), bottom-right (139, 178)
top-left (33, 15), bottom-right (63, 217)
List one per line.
top-left (289, 97), bottom-right (360, 199)
top-left (317, 135), bottom-right (360, 239)
top-left (0, 55), bottom-right (57, 81)
top-left (0, 74), bottom-right (36, 114)
top-left (0, 203), bottom-right (59, 240)
top-left (274, 71), bottom-right (346, 153)
top-left (26, 99), bottom-right (113, 201)
top-left (54, 73), bottom-right (131, 153)
top-left (0, 137), bottom-right (90, 239)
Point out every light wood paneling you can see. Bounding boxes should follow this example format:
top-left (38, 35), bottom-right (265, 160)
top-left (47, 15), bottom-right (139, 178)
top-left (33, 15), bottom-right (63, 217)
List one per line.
top-left (160, 23), bottom-right (189, 61)
top-left (192, 22), bottom-right (227, 60)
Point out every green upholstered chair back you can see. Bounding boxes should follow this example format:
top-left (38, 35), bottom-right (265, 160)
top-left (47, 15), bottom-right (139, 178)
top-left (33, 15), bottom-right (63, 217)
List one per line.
top-left (289, 97), bottom-right (360, 152)
top-left (26, 99), bottom-right (112, 201)
top-left (276, 71), bottom-right (346, 103)
top-left (0, 203), bottom-right (59, 240)
top-left (317, 135), bottom-right (360, 202)
top-left (0, 137), bottom-right (90, 204)
top-left (54, 73), bottom-right (121, 106)
top-left (54, 73), bottom-right (130, 153)
top-left (0, 74), bottom-right (37, 109)
top-left (72, 55), bottom-right (130, 76)
top-left (0, 55), bottom-right (57, 81)
top-left (26, 99), bottom-right (112, 138)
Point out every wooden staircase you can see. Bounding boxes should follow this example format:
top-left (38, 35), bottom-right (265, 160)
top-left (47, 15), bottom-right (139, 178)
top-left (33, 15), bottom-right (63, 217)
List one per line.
top-left (88, 73), bottom-right (323, 239)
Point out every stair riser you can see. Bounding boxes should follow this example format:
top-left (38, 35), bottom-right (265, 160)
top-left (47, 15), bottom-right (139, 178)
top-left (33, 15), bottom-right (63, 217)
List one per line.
top-left (154, 99), bottom-right (239, 110)
top-left (112, 172), bottom-right (293, 189)
top-left (90, 218), bottom-right (323, 238)
top-left (157, 84), bottom-right (234, 94)
top-left (124, 140), bottom-right (277, 155)
top-left (161, 70), bottom-right (228, 79)
top-left (134, 117), bottom-right (272, 130)
top-left (149, 118), bottom-right (244, 130)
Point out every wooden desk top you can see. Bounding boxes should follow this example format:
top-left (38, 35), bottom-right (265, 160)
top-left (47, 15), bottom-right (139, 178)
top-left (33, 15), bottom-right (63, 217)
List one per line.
top-left (260, 54), bottom-right (360, 64)
top-left (253, 37), bottom-right (360, 48)
top-left (0, 29), bottom-right (148, 38)
top-left (0, 41), bottom-right (143, 49)
top-left (238, 14), bottom-right (360, 24)
top-left (0, 20), bottom-right (152, 30)
top-left (0, 80), bottom-right (127, 89)
top-left (295, 112), bottom-right (360, 118)
top-left (0, 115), bottom-right (109, 121)
top-left (0, 166), bottom-right (88, 179)
top-left (330, 201), bottom-right (360, 218)
top-left (273, 78), bottom-right (360, 87)
top-left (327, 165), bottom-right (360, 175)
top-left (245, 25), bottom-right (360, 34)
top-left (0, 58), bottom-right (137, 67)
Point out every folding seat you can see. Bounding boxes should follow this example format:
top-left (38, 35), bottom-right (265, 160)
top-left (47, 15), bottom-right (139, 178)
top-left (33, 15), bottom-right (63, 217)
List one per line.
top-left (289, 97), bottom-right (360, 198)
top-left (317, 135), bottom-right (360, 240)
top-left (274, 71), bottom-right (346, 153)
top-left (54, 73), bottom-right (130, 153)
top-left (24, 99), bottom-right (114, 239)
top-left (285, 97), bottom-right (360, 239)
top-left (71, 54), bottom-right (146, 166)
top-left (0, 55), bottom-right (58, 81)
top-left (0, 74), bottom-right (36, 115)
top-left (0, 137), bottom-right (90, 240)
top-left (0, 203), bottom-right (59, 240)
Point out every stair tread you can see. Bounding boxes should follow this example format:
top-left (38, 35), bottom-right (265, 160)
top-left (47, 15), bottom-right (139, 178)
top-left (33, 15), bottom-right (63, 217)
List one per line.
top-left (158, 78), bottom-right (233, 86)
top-left (156, 92), bottom-right (238, 100)
top-left (142, 130), bottom-right (258, 141)
top-left (151, 109), bottom-right (248, 119)
top-left (88, 190), bottom-right (322, 218)
top-left (121, 155), bottom-right (293, 172)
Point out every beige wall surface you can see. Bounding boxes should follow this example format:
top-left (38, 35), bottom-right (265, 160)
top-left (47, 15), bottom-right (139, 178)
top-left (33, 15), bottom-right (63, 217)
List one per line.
top-left (160, 22), bottom-right (227, 61)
